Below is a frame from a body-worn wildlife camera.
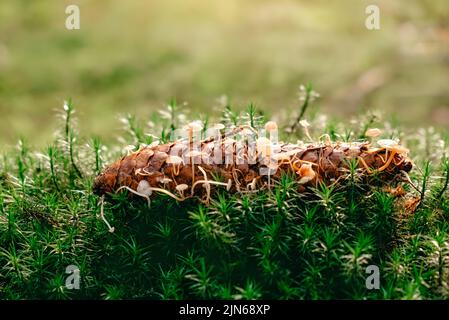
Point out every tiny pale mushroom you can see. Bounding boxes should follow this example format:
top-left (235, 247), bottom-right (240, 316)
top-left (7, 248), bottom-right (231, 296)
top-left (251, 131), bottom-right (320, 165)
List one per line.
top-left (166, 155), bottom-right (184, 175)
top-left (299, 120), bottom-right (310, 128)
top-left (158, 177), bottom-right (172, 186)
top-left (365, 128), bottom-right (382, 138)
top-left (137, 180), bottom-right (152, 196)
top-left (212, 123), bottom-right (225, 130)
top-left (176, 184), bottom-right (189, 198)
top-left (265, 121), bottom-right (278, 132)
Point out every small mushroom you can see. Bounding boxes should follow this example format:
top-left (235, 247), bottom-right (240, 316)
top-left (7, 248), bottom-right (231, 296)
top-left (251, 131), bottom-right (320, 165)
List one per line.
top-left (247, 178), bottom-right (257, 191)
top-left (166, 155), bottom-right (184, 175)
top-left (265, 121), bottom-right (278, 132)
top-left (176, 184), bottom-right (189, 198)
top-left (166, 155), bottom-right (184, 164)
top-left (377, 139), bottom-right (399, 149)
top-left (184, 121), bottom-right (203, 144)
top-left (137, 180), bottom-right (153, 196)
top-left (212, 123), bottom-right (225, 130)
top-left (190, 166), bottom-right (233, 203)
top-left (365, 128), bottom-right (382, 138)
top-left (158, 177), bottom-right (172, 186)
top-left (299, 120), bottom-right (313, 141)
top-left (299, 120), bottom-right (310, 128)
top-left (297, 163), bottom-right (316, 185)
top-left (376, 139), bottom-right (409, 171)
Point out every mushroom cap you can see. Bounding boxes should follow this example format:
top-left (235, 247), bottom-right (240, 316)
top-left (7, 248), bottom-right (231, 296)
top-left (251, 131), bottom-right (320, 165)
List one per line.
top-left (392, 145), bottom-right (410, 154)
top-left (265, 121), bottom-right (278, 131)
top-left (297, 163), bottom-right (316, 184)
top-left (365, 128), bottom-right (382, 137)
top-left (185, 150), bottom-right (204, 157)
top-left (299, 120), bottom-right (311, 128)
top-left (166, 155), bottom-right (184, 164)
top-left (377, 139), bottom-right (399, 149)
top-left (184, 121), bottom-right (203, 132)
top-left (158, 177), bottom-right (172, 184)
top-left (137, 180), bottom-right (152, 195)
top-left (212, 123), bottom-right (225, 130)
top-left (241, 128), bottom-right (255, 136)
top-left (176, 184), bottom-right (189, 191)
top-left (377, 139), bottom-right (409, 153)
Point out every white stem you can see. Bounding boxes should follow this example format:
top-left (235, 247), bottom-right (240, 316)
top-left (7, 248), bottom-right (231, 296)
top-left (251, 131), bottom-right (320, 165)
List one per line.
top-left (116, 186), bottom-right (151, 207)
top-left (191, 180), bottom-right (229, 194)
top-left (99, 195), bottom-right (115, 233)
top-left (197, 166), bottom-right (211, 204)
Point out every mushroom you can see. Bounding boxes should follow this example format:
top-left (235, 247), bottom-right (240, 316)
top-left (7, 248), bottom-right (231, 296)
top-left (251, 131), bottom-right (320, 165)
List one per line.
top-left (99, 195), bottom-right (115, 233)
top-left (212, 123), bottom-right (225, 131)
top-left (116, 179), bottom-right (186, 205)
top-left (299, 120), bottom-right (313, 141)
top-left (176, 184), bottom-right (189, 198)
top-left (166, 155), bottom-right (184, 176)
top-left (158, 176), bottom-right (172, 187)
top-left (247, 177), bottom-right (257, 191)
top-left (137, 180), bottom-right (153, 196)
top-left (185, 150), bottom-right (205, 183)
top-left (115, 180), bottom-right (153, 208)
top-left (376, 139), bottom-right (410, 172)
top-left (265, 162), bottom-right (279, 189)
top-left (265, 121), bottom-right (278, 132)
top-left (191, 166), bottom-right (233, 204)
top-left (365, 128), bottom-right (382, 138)
top-left (297, 163), bottom-right (316, 185)
top-left (184, 121), bottom-right (203, 144)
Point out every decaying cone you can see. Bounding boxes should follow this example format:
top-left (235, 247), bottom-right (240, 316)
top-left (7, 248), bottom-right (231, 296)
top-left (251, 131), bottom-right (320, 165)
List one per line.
top-left (93, 125), bottom-right (413, 206)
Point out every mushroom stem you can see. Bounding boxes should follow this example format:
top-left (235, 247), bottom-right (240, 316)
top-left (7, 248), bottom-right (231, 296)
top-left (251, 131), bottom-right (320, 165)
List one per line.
top-left (231, 168), bottom-right (242, 191)
top-left (378, 151), bottom-right (397, 172)
top-left (174, 163), bottom-right (180, 176)
top-left (99, 195), bottom-right (115, 233)
top-left (117, 184), bottom-right (187, 202)
top-left (150, 186), bottom-right (187, 201)
top-left (115, 185), bottom-right (151, 207)
top-left (357, 156), bottom-right (373, 174)
top-left (191, 180), bottom-right (230, 193)
top-left (246, 178), bottom-right (258, 191)
top-left (197, 166), bottom-right (211, 204)
top-left (400, 170), bottom-right (421, 194)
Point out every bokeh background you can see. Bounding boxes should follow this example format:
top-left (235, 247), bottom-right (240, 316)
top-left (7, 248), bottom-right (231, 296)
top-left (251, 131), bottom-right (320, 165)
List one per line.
top-left (0, 0), bottom-right (448, 147)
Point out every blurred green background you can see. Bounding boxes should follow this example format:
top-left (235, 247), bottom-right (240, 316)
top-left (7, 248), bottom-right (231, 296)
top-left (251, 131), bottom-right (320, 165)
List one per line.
top-left (0, 0), bottom-right (448, 147)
